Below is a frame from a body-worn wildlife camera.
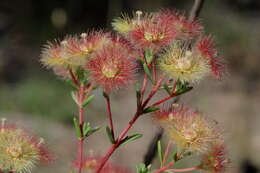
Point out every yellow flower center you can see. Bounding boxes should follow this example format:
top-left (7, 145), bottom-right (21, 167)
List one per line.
top-left (6, 145), bottom-right (23, 159)
top-left (144, 32), bottom-right (165, 42)
top-left (175, 58), bottom-right (192, 71)
top-left (102, 64), bottom-right (119, 78)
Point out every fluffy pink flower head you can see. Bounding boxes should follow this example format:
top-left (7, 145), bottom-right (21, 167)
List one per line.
top-left (199, 142), bottom-right (230, 173)
top-left (74, 157), bottom-right (132, 173)
top-left (156, 10), bottom-right (203, 39)
top-left (113, 11), bottom-right (176, 52)
top-left (0, 119), bottom-right (52, 173)
top-left (87, 36), bottom-right (137, 92)
top-left (40, 31), bottom-right (112, 78)
top-left (196, 36), bottom-right (225, 79)
top-left (154, 105), bottom-right (220, 153)
top-left (129, 13), bottom-right (176, 51)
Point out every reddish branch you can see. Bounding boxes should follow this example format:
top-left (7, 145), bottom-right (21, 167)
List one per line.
top-left (104, 93), bottom-right (115, 140)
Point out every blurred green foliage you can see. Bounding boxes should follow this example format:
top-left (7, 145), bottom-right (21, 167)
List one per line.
top-left (0, 73), bottom-right (76, 123)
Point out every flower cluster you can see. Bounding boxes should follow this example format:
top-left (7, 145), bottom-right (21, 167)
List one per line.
top-left (74, 157), bottom-right (132, 173)
top-left (154, 105), bottom-right (229, 173)
top-left (0, 120), bottom-right (51, 173)
top-left (41, 32), bottom-right (138, 92)
top-left (40, 8), bottom-right (229, 173)
top-left (112, 10), bottom-right (224, 83)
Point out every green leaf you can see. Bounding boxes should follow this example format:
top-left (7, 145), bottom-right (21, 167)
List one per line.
top-left (135, 82), bottom-right (141, 106)
top-left (71, 91), bottom-right (79, 105)
top-left (82, 95), bottom-right (95, 107)
top-left (174, 81), bottom-right (193, 96)
top-left (136, 163), bottom-right (151, 173)
top-left (83, 122), bottom-right (101, 138)
top-left (120, 134), bottom-right (143, 146)
top-left (83, 122), bottom-right (91, 137)
top-left (142, 107), bottom-right (160, 114)
top-left (145, 48), bottom-right (153, 65)
top-left (86, 126), bottom-right (101, 137)
top-left (106, 126), bottom-right (115, 144)
top-left (157, 140), bottom-right (163, 168)
top-left (73, 117), bottom-right (81, 139)
top-left (65, 79), bottom-right (78, 90)
top-left (163, 84), bottom-right (172, 95)
top-left (143, 63), bottom-right (153, 83)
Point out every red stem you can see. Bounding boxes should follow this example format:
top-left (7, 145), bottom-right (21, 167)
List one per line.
top-left (96, 110), bottom-right (141, 173)
top-left (166, 166), bottom-right (199, 172)
top-left (77, 85), bottom-right (85, 173)
top-left (104, 93), bottom-right (115, 140)
top-left (140, 74), bottom-right (148, 102)
top-left (150, 95), bottom-right (176, 107)
top-left (69, 69), bottom-right (79, 86)
top-left (162, 141), bottom-right (172, 166)
top-left (154, 161), bottom-right (174, 173)
top-left (142, 77), bottom-right (164, 109)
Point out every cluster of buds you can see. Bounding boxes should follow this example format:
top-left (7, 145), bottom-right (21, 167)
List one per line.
top-left (0, 119), bottom-right (51, 173)
top-left (154, 105), bottom-right (229, 173)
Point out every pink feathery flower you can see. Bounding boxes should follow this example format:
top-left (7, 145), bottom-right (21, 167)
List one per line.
top-left (200, 142), bottom-right (230, 173)
top-left (129, 14), bottom-right (176, 51)
top-left (154, 105), bottom-right (220, 153)
top-left (0, 119), bottom-right (52, 173)
top-left (86, 36), bottom-right (138, 92)
top-left (156, 9), bottom-right (203, 39)
top-left (196, 36), bottom-right (225, 79)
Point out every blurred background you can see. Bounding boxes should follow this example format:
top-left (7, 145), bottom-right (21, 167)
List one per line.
top-left (0, 0), bottom-right (260, 172)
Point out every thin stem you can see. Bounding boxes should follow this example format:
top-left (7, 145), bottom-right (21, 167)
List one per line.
top-left (77, 84), bottom-right (86, 173)
top-left (154, 161), bottom-right (174, 173)
top-left (96, 111), bottom-right (142, 173)
top-left (140, 73), bottom-right (148, 102)
top-left (69, 69), bottom-right (79, 86)
top-left (150, 95), bottom-right (176, 107)
top-left (189, 0), bottom-right (205, 21)
top-left (142, 77), bottom-right (164, 109)
top-left (162, 141), bottom-right (172, 166)
top-left (166, 166), bottom-right (199, 172)
top-left (104, 93), bottom-right (115, 140)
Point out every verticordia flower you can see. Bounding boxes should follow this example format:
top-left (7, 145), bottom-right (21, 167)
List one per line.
top-left (74, 157), bottom-right (132, 173)
top-left (199, 142), bottom-right (230, 173)
top-left (40, 31), bottom-right (112, 77)
top-left (113, 11), bottom-right (176, 51)
top-left (196, 36), bottom-right (225, 79)
top-left (158, 43), bottom-right (210, 83)
top-left (86, 37), bottom-right (137, 92)
top-left (0, 120), bottom-right (51, 173)
top-left (154, 106), bottom-right (219, 153)
top-left (156, 9), bottom-right (203, 39)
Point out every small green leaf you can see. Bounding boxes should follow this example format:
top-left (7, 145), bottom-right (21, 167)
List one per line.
top-left (136, 163), bottom-right (151, 173)
top-left (120, 134), bottom-right (143, 146)
top-left (175, 81), bottom-right (193, 96)
top-left (142, 107), bottom-right (160, 114)
top-left (145, 48), bottom-right (153, 65)
top-left (106, 126), bottom-right (115, 144)
top-left (135, 82), bottom-right (141, 106)
top-left (71, 91), bottom-right (79, 105)
top-left (83, 122), bottom-right (91, 137)
top-left (73, 117), bottom-right (81, 139)
top-left (163, 84), bottom-right (172, 95)
top-left (82, 95), bottom-right (95, 107)
top-left (65, 79), bottom-right (78, 90)
top-left (157, 140), bottom-right (163, 168)
top-left (143, 63), bottom-right (153, 83)
top-left (85, 126), bottom-right (101, 138)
